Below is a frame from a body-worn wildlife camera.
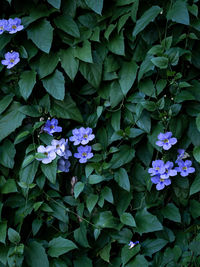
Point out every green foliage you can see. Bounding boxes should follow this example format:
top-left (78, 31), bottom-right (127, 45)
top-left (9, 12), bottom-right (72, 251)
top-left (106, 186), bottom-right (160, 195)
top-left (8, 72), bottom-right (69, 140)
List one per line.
top-left (0, 0), bottom-right (200, 266)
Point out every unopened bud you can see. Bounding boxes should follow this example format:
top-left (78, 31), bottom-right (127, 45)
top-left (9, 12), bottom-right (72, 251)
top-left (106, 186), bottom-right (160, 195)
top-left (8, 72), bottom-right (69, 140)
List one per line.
top-left (40, 117), bottom-right (44, 121)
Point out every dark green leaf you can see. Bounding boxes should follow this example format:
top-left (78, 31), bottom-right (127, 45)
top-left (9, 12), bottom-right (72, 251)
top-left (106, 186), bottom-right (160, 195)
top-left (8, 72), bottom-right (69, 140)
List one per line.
top-left (41, 159), bottom-right (58, 184)
top-left (19, 70), bottom-right (36, 100)
top-left (42, 70), bottom-right (65, 100)
top-left (161, 203), bottom-right (181, 223)
top-left (0, 140), bottom-right (16, 169)
top-left (54, 15), bottom-right (80, 38)
top-left (133, 6), bottom-right (162, 37)
top-left (48, 237), bottom-right (77, 257)
top-left (135, 209), bottom-right (163, 234)
top-left (50, 95), bottom-right (83, 122)
top-left (85, 0), bottom-right (103, 15)
top-left (119, 60), bottom-right (138, 95)
top-left (27, 19), bottom-right (53, 53)
top-left (25, 241), bottom-right (49, 267)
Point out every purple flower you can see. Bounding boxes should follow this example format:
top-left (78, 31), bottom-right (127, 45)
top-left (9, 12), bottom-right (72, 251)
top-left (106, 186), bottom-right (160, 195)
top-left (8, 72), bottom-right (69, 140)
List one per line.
top-left (43, 118), bottom-right (62, 136)
top-left (156, 132), bottom-right (177, 150)
top-left (128, 241), bottom-right (139, 249)
top-left (151, 175), bottom-right (171, 190)
top-left (74, 145), bottom-right (93, 163)
top-left (69, 127), bottom-right (95, 146)
top-left (175, 149), bottom-right (189, 163)
top-left (1, 51), bottom-right (20, 69)
top-left (63, 141), bottom-right (72, 160)
top-left (160, 161), bottom-right (177, 179)
top-left (51, 138), bottom-right (66, 156)
top-left (58, 158), bottom-right (71, 172)
top-left (148, 160), bottom-right (165, 176)
top-left (0, 19), bottom-right (8, 34)
top-left (36, 145), bottom-right (56, 164)
top-left (7, 18), bottom-right (23, 34)
top-left (175, 160), bottom-right (195, 177)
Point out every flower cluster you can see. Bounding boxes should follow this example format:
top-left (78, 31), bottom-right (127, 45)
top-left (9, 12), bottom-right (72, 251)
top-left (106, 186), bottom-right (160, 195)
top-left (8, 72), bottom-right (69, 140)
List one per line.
top-left (0, 18), bottom-right (23, 69)
top-left (36, 119), bottom-right (95, 174)
top-left (69, 127), bottom-right (95, 163)
top-left (0, 18), bottom-right (23, 35)
top-left (36, 138), bottom-right (72, 171)
top-left (149, 132), bottom-right (195, 190)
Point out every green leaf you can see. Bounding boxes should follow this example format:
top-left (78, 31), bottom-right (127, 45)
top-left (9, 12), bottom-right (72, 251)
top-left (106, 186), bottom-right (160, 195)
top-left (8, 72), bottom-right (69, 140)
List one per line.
top-left (85, 0), bottom-right (103, 15)
top-left (108, 32), bottom-right (125, 56)
top-left (19, 70), bottom-right (36, 100)
top-left (119, 60), bottom-right (138, 95)
top-left (0, 105), bottom-right (26, 142)
top-left (111, 110), bottom-right (121, 131)
top-left (79, 61), bottom-right (102, 88)
top-left (114, 168), bottom-right (130, 191)
top-left (42, 70), bottom-right (65, 100)
top-left (75, 41), bottom-right (93, 63)
top-left (36, 52), bottom-right (59, 79)
top-left (74, 182), bottom-right (84, 199)
top-left (0, 94), bottom-right (13, 115)
top-left (74, 256), bottom-right (92, 267)
top-left (8, 228), bottom-right (20, 244)
top-left (167, 0), bottom-right (190, 25)
top-left (47, 0), bottom-right (61, 9)
top-left (0, 222), bottom-right (7, 244)
top-left (132, 6), bottom-right (162, 37)
top-left (121, 244), bottom-right (140, 266)
top-left (0, 179), bottom-right (17, 194)
top-left (135, 209), bottom-right (163, 234)
top-left (50, 95), bottom-right (83, 122)
top-left (20, 160), bottom-right (39, 185)
top-left (196, 113), bottom-right (200, 132)
top-left (48, 237), bottom-right (77, 257)
top-left (190, 200), bottom-right (200, 219)
top-left (88, 174), bottom-right (105, 184)
top-left (22, 154), bottom-right (35, 168)
top-left (190, 174), bottom-right (200, 196)
top-left (193, 146), bottom-right (200, 163)
top-left (110, 145), bottom-right (135, 169)
top-left (142, 238), bottom-right (168, 257)
top-left (54, 15), bottom-right (80, 38)
top-left (27, 19), bottom-right (53, 53)
top-left (93, 211), bottom-right (120, 230)
top-left (125, 254), bottom-right (149, 267)
top-left (99, 243), bottom-right (111, 263)
top-left (60, 48), bottom-right (79, 81)
top-left (74, 224), bottom-right (90, 248)
top-left (120, 212), bottom-right (136, 227)
top-left (15, 130), bottom-right (30, 144)
top-left (151, 57), bottom-right (169, 69)
top-left (41, 159), bottom-right (58, 184)
top-left (25, 241), bottom-right (49, 267)
top-left (0, 140), bottom-right (16, 168)
top-left (86, 194), bottom-right (98, 213)
top-left (161, 203), bottom-right (181, 223)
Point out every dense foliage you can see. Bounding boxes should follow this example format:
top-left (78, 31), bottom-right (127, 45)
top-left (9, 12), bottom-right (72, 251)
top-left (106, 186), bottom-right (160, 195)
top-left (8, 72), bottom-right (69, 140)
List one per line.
top-left (1, 0), bottom-right (200, 266)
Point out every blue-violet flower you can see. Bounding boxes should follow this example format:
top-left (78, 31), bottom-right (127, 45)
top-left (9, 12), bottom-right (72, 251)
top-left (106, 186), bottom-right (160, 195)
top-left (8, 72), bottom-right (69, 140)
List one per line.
top-left (7, 18), bottom-right (23, 34)
top-left (148, 160), bottom-right (165, 176)
top-left (156, 132), bottom-right (177, 150)
top-left (58, 158), bottom-right (71, 172)
top-left (151, 175), bottom-right (171, 191)
top-left (0, 19), bottom-right (8, 34)
top-left (36, 145), bottom-right (56, 164)
top-left (69, 127), bottom-right (95, 146)
top-left (160, 161), bottom-right (177, 179)
top-left (175, 160), bottom-right (195, 177)
top-left (1, 51), bottom-right (20, 69)
top-left (43, 118), bottom-right (62, 136)
top-left (74, 145), bottom-right (93, 163)
top-left (51, 138), bottom-right (66, 157)
top-left (129, 241), bottom-right (139, 249)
